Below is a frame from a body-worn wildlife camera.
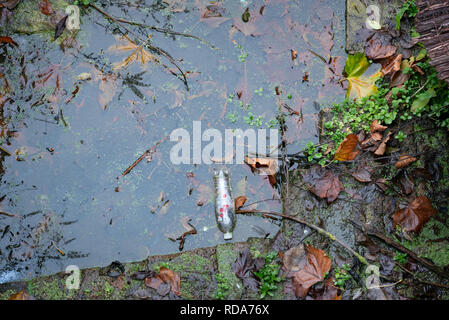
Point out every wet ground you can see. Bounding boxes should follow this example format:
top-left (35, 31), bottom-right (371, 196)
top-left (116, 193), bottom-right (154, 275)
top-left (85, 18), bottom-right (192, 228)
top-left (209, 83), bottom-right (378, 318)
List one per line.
top-left (0, 0), bottom-right (347, 281)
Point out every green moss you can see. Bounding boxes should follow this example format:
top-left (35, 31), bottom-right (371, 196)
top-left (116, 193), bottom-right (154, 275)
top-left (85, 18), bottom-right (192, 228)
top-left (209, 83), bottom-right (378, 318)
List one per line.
top-left (216, 243), bottom-right (243, 299)
top-left (27, 277), bottom-right (73, 300)
top-left (402, 220), bottom-right (449, 267)
top-left (7, 0), bottom-right (70, 35)
top-left (0, 289), bottom-right (15, 300)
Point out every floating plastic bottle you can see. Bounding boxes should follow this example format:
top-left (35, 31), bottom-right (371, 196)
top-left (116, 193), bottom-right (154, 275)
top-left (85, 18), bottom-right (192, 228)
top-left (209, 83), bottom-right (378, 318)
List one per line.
top-left (213, 168), bottom-right (236, 240)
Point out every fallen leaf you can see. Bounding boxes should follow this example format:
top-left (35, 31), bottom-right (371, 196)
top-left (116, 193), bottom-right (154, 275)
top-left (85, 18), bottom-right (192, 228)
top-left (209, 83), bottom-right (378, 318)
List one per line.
top-left (334, 134), bottom-right (359, 161)
top-left (392, 196), bottom-right (437, 233)
top-left (158, 267), bottom-right (181, 296)
top-left (244, 157), bottom-right (277, 183)
top-left (8, 290), bottom-right (34, 300)
top-left (54, 15), bottom-right (68, 41)
top-left (364, 33), bottom-right (397, 61)
top-left (292, 245), bottom-right (332, 298)
top-left (282, 244), bottom-right (306, 273)
top-left (411, 88), bottom-right (436, 113)
top-left (234, 196), bottom-right (247, 210)
top-left (0, 36), bottom-right (18, 47)
top-left (370, 120), bottom-right (387, 133)
top-left (395, 155), bottom-right (417, 169)
top-left (374, 132), bottom-right (392, 156)
top-left (352, 166), bottom-right (372, 183)
top-left (109, 34), bottom-right (158, 70)
top-left (302, 166), bottom-right (344, 203)
top-left (380, 54), bottom-right (402, 78)
top-left (232, 247), bottom-right (265, 291)
top-left (344, 53), bottom-right (381, 99)
top-left (38, 0), bottom-right (54, 16)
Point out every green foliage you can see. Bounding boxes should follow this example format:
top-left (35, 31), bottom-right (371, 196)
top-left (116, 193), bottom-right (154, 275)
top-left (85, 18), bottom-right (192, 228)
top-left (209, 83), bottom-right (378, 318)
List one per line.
top-left (395, 131), bottom-right (407, 142)
top-left (74, 0), bottom-right (94, 5)
top-left (215, 273), bottom-right (230, 300)
top-left (253, 251), bottom-right (282, 299)
top-left (334, 264), bottom-right (351, 289)
top-left (395, 0), bottom-right (418, 30)
top-left (393, 252), bottom-right (408, 265)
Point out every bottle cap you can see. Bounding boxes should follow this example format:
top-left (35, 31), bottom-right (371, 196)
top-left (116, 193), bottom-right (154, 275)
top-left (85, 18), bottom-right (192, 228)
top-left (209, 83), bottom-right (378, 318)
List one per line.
top-left (223, 232), bottom-right (233, 240)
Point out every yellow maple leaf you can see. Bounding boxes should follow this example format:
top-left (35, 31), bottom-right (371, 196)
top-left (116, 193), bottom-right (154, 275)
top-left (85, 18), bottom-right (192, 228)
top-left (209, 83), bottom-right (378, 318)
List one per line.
top-left (109, 34), bottom-right (158, 70)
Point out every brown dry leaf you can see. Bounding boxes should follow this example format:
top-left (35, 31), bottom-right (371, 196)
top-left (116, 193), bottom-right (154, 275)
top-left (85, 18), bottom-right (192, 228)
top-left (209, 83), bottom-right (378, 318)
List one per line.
top-left (364, 33), bottom-right (397, 61)
top-left (158, 267), bottom-right (181, 296)
top-left (8, 290), bottom-right (34, 300)
top-left (0, 36), bottom-right (18, 47)
top-left (370, 120), bottom-right (387, 133)
top-left (334, 134), bottom-right (359, 161)
top-left (244, 157), bottom-right (277, 185)
top-left (111, 274), bottom-right (125, 290)
top-left (380, 54), bottom-right (402, 78)
top-left (292, 245), bottom-right (332, 298)
top-left (145, 276), bottom-right (163, 289)
top-left (282, 244), bottom-right (306, 273)
top-left (371, 132), bottom-right (383, 141)
top-left (395, 155), bottom-right (417, 169)
top-left (392, 196), bottom-right (437, 233)
top-left (313, 277), bottom-right (342, 300)
top-left (352, 166), bottom-right (373, 183)
top-left (234, 196), bottom-right (247, 210)
top-left (302, 166), bottom-right (344, 204)
top-left (38, 0), bottom-right (54, 16)
top-left (374, 132), bottom-right (392, 156)
top-left (109, 34), bottom-right (158, 70)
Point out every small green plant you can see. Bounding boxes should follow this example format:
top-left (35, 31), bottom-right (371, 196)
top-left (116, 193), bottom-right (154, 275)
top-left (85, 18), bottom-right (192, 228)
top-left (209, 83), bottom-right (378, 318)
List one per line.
top-left (395, 131), bottom-right (407, 142)
top-left (303, 141), bottom-right (328, 166)
top-left (334, 264), bottom-right (352, 289)
top-left (227, 112), bottom-right (239, 123)
top-left (253, 251), bottom-right (282, 299)
top-left (393, 252), bottom-right (408, 265)
top-left (215, 273), bottom-right (230, 300)
top-left (74, 0), bottom-right (94, 5)
top-left (244, 112), bottom-right (263, 127)
top-left (395, 0), bottom-right (418, 30)
top-left (154, 261), bottom-right (169, 273)
top-left (254, 88), bottom-right (263, 96)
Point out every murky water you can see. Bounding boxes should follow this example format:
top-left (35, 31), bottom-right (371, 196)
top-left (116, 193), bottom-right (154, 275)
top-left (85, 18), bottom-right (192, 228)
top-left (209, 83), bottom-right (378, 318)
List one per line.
top-left (0, 0), bottom-right (346, 281)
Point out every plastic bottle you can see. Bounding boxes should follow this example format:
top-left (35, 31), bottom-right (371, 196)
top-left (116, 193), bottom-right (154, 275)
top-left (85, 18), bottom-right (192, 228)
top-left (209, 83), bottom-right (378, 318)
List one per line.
top-left (213, 168), bottom-right (236, 240)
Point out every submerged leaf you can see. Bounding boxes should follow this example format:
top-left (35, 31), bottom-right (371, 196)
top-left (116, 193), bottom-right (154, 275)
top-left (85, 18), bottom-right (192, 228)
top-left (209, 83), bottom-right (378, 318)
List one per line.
top-left (109, 35), bottom-right (158, 70)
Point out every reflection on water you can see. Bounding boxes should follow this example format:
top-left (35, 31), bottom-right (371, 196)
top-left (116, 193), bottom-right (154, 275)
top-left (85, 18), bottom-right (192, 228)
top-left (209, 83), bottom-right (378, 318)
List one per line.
top-left (0, 0), bottom-right (346, 281)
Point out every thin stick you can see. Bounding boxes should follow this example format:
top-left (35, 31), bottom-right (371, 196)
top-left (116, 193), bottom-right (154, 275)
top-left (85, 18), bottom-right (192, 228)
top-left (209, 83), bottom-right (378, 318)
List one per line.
top-left (349, 220), bottom-right (449, 279)
top-left (0, 146), bottom-right (11, 156)
top-left (120, 135), bottom-right (168, 177)
top-left (51, 241), bottom-right (66, 256)
top-left (89, 7), bottom-right (216, 50)
top-left (90, 3), bottom-right (189, 90)
top-left (236, 209), bottom-right (368, 265)
top-left (0, 211), bottom-right (20, 218)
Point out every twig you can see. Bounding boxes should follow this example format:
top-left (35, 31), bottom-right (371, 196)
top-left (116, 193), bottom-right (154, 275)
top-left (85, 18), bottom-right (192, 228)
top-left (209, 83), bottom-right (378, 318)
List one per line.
top-left (0, 146), bottom-right (11, 156)
top-left (120, 135), bottom-right (168, 177)
top-left (51, 241), bottom-right (66, 256)
top-left (236, 209), bottom-right (368, 265)
top-left (349, 220), bottom-right (449, 279)
top-left (89, 3), bottom-right (189, 90)
top-left (88, 7), bottom-right (216, 50)
top-left (0, 211), bottom-right (20, 218)
top-left (176, 219), bottom-right (197, 251)
top-left (396, 262), bottom-right (449, 290)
